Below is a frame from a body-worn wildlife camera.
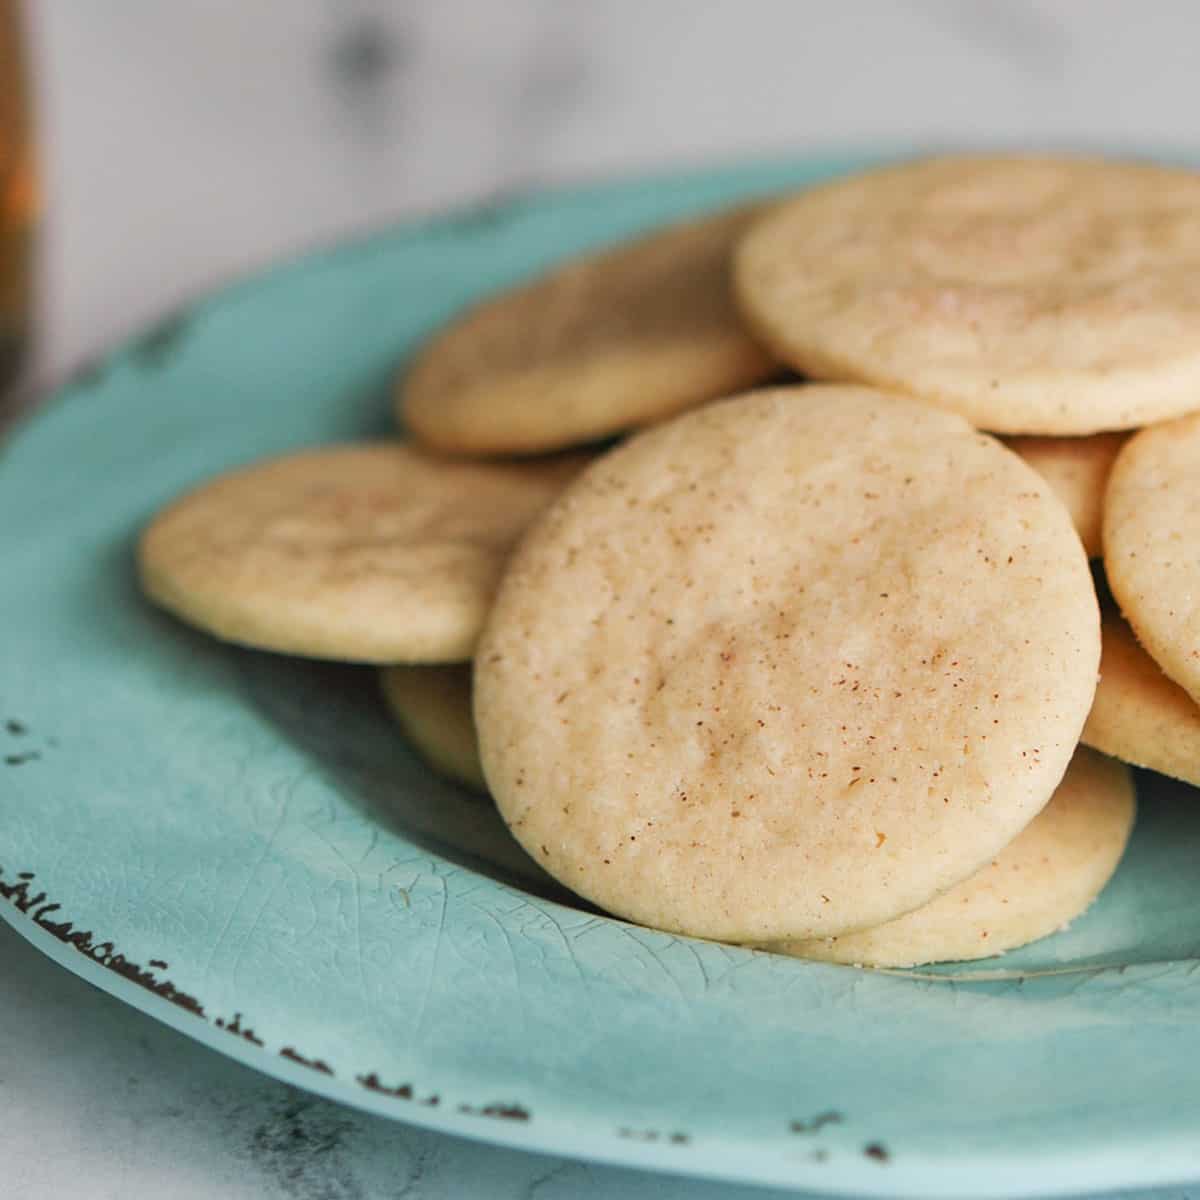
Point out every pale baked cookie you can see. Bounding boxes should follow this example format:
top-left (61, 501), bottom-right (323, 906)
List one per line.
top-left (1083, 607), bottom-right (1200, 786)
top-left (399, 204), bottom-right (777, 456)
top-left (1104, 412), bottom-right (1200, 704)
top-left (735, 156), bottom-right (1200, 435)
top-left (380, 663), bottom-right (486, 792)
top-left (776, 748), bottom-right (1134, 968)
top-left (139, 443), bottom-right (584, 663)
top-left (1004, 433), bottom-right (1127, 557)
top-left (475, 386), bottom-right (1100, 943)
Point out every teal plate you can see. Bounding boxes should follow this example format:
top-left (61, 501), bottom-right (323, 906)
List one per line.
top-left (5, 154), bottom-right (1200, 1200)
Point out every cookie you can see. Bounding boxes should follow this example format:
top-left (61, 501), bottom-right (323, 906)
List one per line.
top-left (380, 663), bottom-right (485, 792)
top-left (139, 442), bottom-right (584, 663)
top-left (1104, 411), bottom-right (1200, 704)
top-left (475, 386), bottom-right (1100, 943)
top-left (776, 747), bottom-right (1134, 968)
top-left (1082, 606), bottom-right (1200, 786)
top-left (399, 204), bottom-right (777, 456)
top-left (1004, 433), bottom-right (1127, 558)
top-left (735, 155), bottom-right (1200, 435)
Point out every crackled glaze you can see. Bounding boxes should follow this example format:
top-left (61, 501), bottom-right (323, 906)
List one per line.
top-left (6, 157), bottom-right (1200, 1198)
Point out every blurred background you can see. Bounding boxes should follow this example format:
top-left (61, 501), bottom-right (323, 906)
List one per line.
top-left (5, 4), bottom-right (1200, 1198)
top-left (7, 0), bottom-right (1200, 395)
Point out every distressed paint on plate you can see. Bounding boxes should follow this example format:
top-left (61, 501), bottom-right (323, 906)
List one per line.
top-left (4, 154), bottom-right (1200, 1199)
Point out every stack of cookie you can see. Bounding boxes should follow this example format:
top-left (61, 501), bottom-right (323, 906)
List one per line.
top-left (140, 154), bottom-right (1200, 969)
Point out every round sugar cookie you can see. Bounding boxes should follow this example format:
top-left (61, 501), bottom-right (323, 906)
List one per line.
top-left (475, 385), bottom-right (1100, 943)
top-left (139, 443), bottom-right (584, 663)
top-left (1004, 433), bottom-right (1127, 557)
top-left (380, 663), bottom-right (486, 792)
top-left (735, 155), bottom-right (1200, 435)
top-left (776, 747), bottom-right (1134, 968)
top-left (1105, 412), bottom-right (1200, 704)
top-left (1083, 607), bottom-right (1200, 786)
top-left (400, 204), bottom-right (777, 455)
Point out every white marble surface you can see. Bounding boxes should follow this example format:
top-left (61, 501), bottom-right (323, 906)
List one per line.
top-left (7, 3), bottom-right (1200, 1196)
top-left (21, 0), bottom-right (1200, 392)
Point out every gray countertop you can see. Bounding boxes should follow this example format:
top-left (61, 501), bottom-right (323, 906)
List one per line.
top-left (8, 3), bottom-right (1200, 1196)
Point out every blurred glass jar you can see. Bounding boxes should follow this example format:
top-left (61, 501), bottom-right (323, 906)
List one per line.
top-left (0, 0), bottom-right (34, 392)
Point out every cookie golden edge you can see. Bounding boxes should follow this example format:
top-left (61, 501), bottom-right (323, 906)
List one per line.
top-left (398, 205), bottom-right (778, 456)
top-left (732, 156), bottom-right (1200, 436)
top-left (380, 664), bottom-right (487, 793)
top-left (1103, 412), bottom-right (1200, 707)
top-left (137, 441), bottom-right (586, 665)
top-left (1004, 433), bottom-right (1127, 559)
top-left (1082, 605), bottom-right (1200, 787)
top-left (475, 385), bottom-right (1101, 944)
top-left (771, 748), bottom-right (1135, 969)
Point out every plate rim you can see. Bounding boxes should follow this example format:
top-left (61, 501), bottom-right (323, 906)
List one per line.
top-left (7, 901), bottom-right (1200, 1200)
top-left (6, 147), bottom-right (1200, 1200)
